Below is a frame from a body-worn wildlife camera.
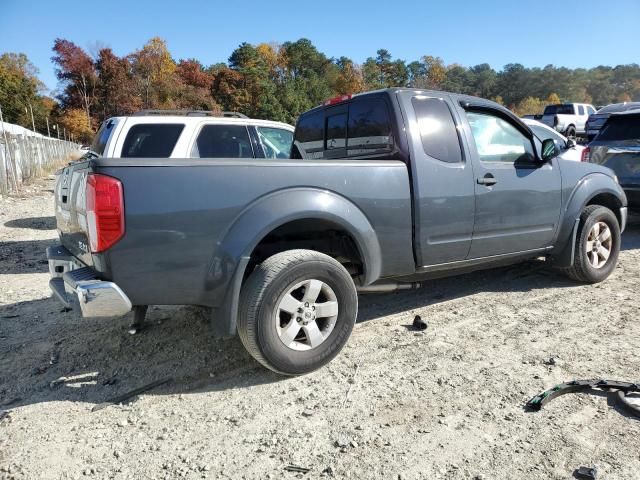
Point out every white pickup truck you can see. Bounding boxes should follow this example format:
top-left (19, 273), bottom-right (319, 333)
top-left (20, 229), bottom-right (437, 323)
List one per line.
top-left (87, 110), bottom-right (295, 159)
top-left (540, 103), bottom-right (596, 139)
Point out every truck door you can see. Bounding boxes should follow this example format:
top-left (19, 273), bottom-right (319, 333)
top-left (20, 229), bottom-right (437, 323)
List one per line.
top-left (460, 106), bottom-right (562, 258)
top-left (405, 95), bottom-right (476, 266)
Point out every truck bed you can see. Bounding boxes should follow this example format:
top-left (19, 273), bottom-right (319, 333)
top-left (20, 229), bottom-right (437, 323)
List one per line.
top-left (54, 157), bottom-right (415, 308)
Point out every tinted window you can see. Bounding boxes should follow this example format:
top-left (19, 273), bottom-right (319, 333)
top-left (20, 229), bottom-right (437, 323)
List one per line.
top-left (122, 124), bottom-right (184, 158)
top-left (347, 98), bottom-right (393, 156)
top-left (412, 97), bottom-right (462, 163)
top-left (597, 115), bottom-right (640, 141)
top-left (326, 113), bottom-right (347, 150)
top-left (466, 112), bottom-right (535, 163)
top-left (90, 120), bottom-right (114, 156)
top-left (578, 105), bottom-right (585, 115)
top-left (256, 127), bottom-right (292, 158)
top-left (544, 104), bottom-right (574, 115)
top-left (294, 110), bottom-right (324, 159)
top-left (191, 125), bottom-right (253, 158)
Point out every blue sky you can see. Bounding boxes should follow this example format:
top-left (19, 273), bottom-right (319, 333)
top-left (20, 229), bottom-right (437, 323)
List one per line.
top-left (2, 0), bottom-right (639, 94)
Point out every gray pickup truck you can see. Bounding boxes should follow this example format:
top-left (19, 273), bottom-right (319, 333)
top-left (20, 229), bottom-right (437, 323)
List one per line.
top-left (48, 88), bottom-right (627, 375)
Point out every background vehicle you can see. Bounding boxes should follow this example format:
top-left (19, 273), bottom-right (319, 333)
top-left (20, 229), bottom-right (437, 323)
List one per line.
top-left (522, 118), bottom-right (586, 161)
top-left (540, 103), bottom-right (596, 138)
top-left (48, 89), bottom-right (626, 375)
top-left (586, 102), bottom-right (640, 141)
top-left (89, 110), bottom-right (294, 159)
top-left (586, 110), bottom-right (640, 209)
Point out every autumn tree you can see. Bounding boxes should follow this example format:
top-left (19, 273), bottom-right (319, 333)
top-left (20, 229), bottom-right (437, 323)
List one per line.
top-left (94, 48), bottom-right (140, 121)
top-left (58, 108), bottom-right (93, 142)
top-left (51, 39), bottom-right (97, 125)
top-left (130, 37), bottom-right (177, 109)
top-left (175, 59), bottom-right (217, 110)
top-left (0, 53), bottom-right (48, 129)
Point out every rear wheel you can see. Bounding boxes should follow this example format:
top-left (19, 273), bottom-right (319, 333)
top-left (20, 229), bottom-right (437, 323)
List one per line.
top-left (237, 249), bottom-right (358, 375)
top-left (565, 125), bottom-right (576, 139)
top-left (563, 205), bottom-right (620, 283)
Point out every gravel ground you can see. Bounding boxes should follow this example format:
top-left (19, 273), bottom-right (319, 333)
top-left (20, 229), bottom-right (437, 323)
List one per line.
top-left (1, 179), bottom-right (639, 480)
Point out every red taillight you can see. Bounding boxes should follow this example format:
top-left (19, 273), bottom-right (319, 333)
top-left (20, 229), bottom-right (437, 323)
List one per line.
top-left (581, 146), bottom-right (590, 162)
top-left (86, 173), bottom-right (125, 253)
top-left (324, 94), bottom-right (352, 106)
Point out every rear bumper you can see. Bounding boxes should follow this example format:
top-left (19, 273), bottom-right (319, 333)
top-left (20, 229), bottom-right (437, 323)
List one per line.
top-left (47, 245), bottom-right (132, 318)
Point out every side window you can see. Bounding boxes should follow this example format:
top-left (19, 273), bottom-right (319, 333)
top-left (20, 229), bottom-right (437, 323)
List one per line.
top-left (293, 110), bottom-right (324, 159)
top-left (256, 127), bottom-right (293, 159)
top-left (90, 120), bottom-right (114, 156)
top-left (412, 97), bottom-right (462, 163)
top-left (347, 98), bottom-right (393, 156)
top-left (191, 125), bottom-right (253, 158)
top-left (578, 105), bottom-right (585, 115)
top-left (326, 113), bottom-right (347, 150)
top-left (121, 124), bottom-right (184, 158)
top-left (587, 106), bottom-right (596, 115)
top-left (465, 112), bottom-right (535, 164)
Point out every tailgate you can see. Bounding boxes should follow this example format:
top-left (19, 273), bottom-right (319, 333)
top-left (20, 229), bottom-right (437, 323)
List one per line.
top-left (540, 115), bottom-right (555, 128)
top-left (54, 160), bottom-right (94, 266)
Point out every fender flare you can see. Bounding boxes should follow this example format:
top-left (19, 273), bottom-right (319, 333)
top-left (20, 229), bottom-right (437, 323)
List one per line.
top-left (551, 174), bottom-right (625, 267)
top-left (207, 188), bottom-right (382, 336)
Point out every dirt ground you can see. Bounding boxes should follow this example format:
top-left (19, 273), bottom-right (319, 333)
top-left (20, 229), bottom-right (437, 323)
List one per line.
top-left (1, 179), bottom-right (639, 480)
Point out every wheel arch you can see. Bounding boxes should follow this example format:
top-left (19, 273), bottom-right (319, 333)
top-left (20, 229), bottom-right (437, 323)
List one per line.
top-left (208, 188), bottom-right (382, 336)
top-left (551, 174), bottom-right (625, 267)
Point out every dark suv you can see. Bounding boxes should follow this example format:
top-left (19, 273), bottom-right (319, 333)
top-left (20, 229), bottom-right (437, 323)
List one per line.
top-left (587, 110), bottom-right (640, 209)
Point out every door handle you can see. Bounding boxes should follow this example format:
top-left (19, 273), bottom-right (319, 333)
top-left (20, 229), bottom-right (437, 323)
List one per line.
top-left (477, 174), bottom-right (497, 186)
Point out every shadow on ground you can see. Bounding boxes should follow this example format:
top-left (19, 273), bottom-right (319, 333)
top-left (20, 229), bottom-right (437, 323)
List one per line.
top-left (4, 216), bottom-right (56, 230)
top-left (0, 239), bottom-right (58, 274)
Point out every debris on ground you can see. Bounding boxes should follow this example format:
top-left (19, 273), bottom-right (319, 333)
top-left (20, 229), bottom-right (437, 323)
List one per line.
top-left (284, 465), bottom-right (311, 473)
top-left (412, 315), bottom-right (428, 331)
top-left (527, 379), bottom-right (640, 418)
top-left (91, 378), bottom-right (171, 412)
top-left (574, 465), bottom-right (598, 479)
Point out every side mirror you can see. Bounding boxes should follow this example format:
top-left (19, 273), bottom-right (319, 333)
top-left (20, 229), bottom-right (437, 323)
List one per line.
top-left (541, 138), bottom-right (557, 162)
top-left (566, 138), bottom-right (576, 149)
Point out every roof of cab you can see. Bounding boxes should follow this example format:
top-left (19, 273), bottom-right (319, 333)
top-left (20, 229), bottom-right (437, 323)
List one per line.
top-left (301, 87), bottom-right (506, 116)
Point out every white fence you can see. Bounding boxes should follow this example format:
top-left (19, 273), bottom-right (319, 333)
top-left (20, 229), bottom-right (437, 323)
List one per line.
top-left (1, 121), bottom-right (80, 195)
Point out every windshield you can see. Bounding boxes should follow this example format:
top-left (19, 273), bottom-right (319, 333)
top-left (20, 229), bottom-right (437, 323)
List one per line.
top-left (544, 104), bottom-right (574, 115)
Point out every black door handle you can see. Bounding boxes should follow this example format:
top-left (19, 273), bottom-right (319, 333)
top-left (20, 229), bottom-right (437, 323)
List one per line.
top-left (477, 174), bottom-right (497, 186)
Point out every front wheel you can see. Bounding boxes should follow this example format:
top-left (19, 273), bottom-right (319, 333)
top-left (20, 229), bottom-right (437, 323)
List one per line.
top-left (237, 249), bottom-right (358, 375)
top-left (563, 205), bottom-right (621, 283)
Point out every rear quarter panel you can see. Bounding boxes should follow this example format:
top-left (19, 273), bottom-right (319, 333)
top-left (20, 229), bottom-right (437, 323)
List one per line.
top-left (91, 158), bottom-right (414, 307)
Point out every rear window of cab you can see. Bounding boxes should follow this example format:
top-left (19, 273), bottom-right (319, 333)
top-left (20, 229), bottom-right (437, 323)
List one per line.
top-left (293, 97), bottom-right (394, 159)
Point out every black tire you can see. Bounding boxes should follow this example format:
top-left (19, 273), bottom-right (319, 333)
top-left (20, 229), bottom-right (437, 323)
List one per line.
top-left (237, 249), bottom-right (358, 375)
top-left (565, 125), bottom-right (576, 139)
top-left (563, 205), bottom-right (620, 283)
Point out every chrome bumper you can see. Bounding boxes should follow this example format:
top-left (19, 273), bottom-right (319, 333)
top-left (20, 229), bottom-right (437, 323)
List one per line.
top-left (47, 245), bottom-right (132, 318)
top-left (620, 207), bottom-right (628, 233)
